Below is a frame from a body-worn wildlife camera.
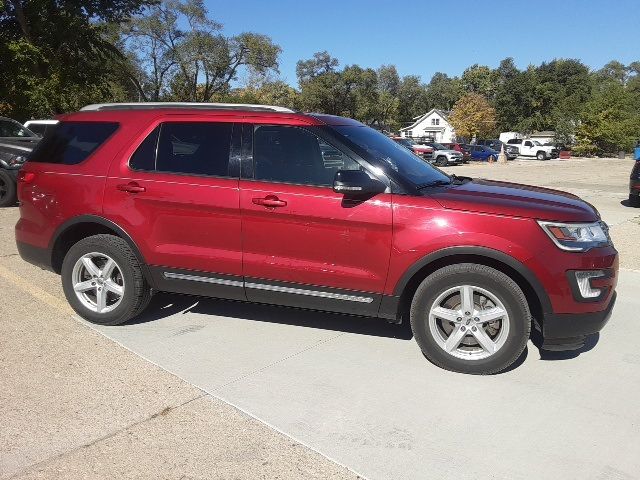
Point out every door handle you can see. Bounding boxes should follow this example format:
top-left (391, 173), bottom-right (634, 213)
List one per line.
top-left (252, 195), bottom-right (287, 208)
top-left (117, 182), bottom-right (146, 194)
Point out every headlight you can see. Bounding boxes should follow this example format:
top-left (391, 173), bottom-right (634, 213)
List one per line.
top-left (537, 221), bottom-right (611, 252)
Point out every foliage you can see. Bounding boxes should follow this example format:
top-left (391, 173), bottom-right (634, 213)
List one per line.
top-left (449, 93), bottom-right (497, 140)
top-left (0, 0), bottom-right (155, 120)
top-left (122, 0), bottom-right (281, 102)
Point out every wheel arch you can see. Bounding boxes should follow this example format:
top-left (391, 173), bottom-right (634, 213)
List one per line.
top-left (50, 215), bottom-right (153, 285)
top-left (391, 246), bottom-right (552, 327)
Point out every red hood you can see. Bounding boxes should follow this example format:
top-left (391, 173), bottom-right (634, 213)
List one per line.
top-left (428, 179), bottom-right (599, 222)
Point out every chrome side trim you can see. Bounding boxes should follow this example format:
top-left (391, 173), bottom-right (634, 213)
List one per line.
top-left (163, 272), bottom-right (244, 288)
top-left (245, 282), bottom-right (374, 303)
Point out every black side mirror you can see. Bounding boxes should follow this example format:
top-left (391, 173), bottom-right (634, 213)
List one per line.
top-left (333, 169), bottom-right (386, 196)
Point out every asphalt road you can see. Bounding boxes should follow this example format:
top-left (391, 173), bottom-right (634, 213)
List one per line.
top-left (2, 157), bottom-right (639, 479)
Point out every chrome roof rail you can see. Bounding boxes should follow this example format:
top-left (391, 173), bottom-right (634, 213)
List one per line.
top-left (80, 102), bottom-right (296, 113)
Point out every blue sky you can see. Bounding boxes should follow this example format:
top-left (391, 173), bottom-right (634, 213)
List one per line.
top-left (207, 0), bottom-right (640, 86)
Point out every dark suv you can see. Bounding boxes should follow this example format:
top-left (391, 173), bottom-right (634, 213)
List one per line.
top-left (16, 103), bottom-right (618, 374)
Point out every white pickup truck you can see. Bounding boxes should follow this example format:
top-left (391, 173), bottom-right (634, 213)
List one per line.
top-left (506, 139), bottom-right (559, 160)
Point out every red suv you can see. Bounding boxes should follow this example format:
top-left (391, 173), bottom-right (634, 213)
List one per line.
top-left (15, 103), bottom-right (618, 374)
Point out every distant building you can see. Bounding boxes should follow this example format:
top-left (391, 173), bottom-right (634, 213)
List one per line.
top-left (529, 131), bottom-right (556, 144)
top-left (399, 109), bottom-right (456, 143)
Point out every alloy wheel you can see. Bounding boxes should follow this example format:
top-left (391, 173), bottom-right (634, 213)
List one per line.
top-left (71, 252), bottom-right (125, 314)
top-left (428, 285), bottom-right (510, 360)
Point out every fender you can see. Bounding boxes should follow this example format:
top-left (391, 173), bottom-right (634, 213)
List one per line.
top-left (50, 215), bottom-right (155, 287)
top-left (392, 245), bottom-right (553, 314)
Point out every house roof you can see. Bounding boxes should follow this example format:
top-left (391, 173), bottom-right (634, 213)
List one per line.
top-left (400, 109), bottom-right (450, 131)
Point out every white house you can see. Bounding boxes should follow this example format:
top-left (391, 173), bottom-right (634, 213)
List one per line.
top-left (399, 109), bottom-right (456, 143)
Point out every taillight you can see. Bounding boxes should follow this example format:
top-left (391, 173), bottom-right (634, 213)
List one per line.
top-left (17, 171), bottom-right (36, 183)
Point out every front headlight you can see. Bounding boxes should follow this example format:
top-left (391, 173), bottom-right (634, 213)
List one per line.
top-left (537, 220), bottom-right (611, 252)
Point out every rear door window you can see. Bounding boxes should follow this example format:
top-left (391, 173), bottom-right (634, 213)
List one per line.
top-left (29, 122), bottom-right (118, 165)
top-left (130, 122), bottom-right (232, 177)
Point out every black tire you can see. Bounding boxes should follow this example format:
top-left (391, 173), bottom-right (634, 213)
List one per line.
top-left (436, 156), bottom-right (448, 166)
top-left (61, 234), bottom-right (152, 325)
top-left (629, 194), bottom-right (640, 207)
top-left (0, 170), bottom-right (17, 208)
top-left (536, 151), bottom-right (547, 160)
top-left (410, 263), bottom-right (531, 375)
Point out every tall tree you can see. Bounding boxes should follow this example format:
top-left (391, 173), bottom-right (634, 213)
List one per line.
top-left (123, 0), bottom-right (281, 102)
top-left (0, 0), bottom-right (155, 119)
top-left (424, 72), bottom-right (462, 111)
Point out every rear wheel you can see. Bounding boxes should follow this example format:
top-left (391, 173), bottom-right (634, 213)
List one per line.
top-left (536, 151), bottom-right (547, 160)
top-left (61, 234), bottom-right (152, 325)
top-left (410, 263), bottom-right (530, 374)
top-left (0, 170), bottom-right (17, 208)
top-left (629, 193), bottom-right (640, 207)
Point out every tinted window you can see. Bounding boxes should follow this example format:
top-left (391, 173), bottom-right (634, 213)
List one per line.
top-left (0, 119), bottom-right (35, 138)
top-left (29, 122), bottom-right (118, 165)
top-left (155, 122), bottom-right (231, 176)
top-left (130, 126), bottom-right (159, 171)
top-left (26, 124), bottom-right (46, 136)
top-left (253, 125), bottom-right (360, 186)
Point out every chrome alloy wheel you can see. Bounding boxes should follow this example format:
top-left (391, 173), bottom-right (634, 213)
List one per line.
top-left (428, 285), bottom-right (510, 360)
top-left (71, 252), bottom-right (125, 314)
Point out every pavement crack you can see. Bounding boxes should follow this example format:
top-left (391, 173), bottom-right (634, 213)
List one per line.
top-left (216, 332), bottom-right (346, 390)
top-left (6, 392), bottom-right (208, 479)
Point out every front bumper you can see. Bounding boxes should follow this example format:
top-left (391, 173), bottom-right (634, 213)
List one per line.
top-left (540, 291), bottom-right (616, 351)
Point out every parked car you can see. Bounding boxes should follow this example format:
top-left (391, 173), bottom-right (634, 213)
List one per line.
top-left (424, 142), bottom-right (465, 166)
top-left (476, 139), bottom-right (518, 159)
top-left (391, 137), bottom-right (433, 159)
top-left (23, 119), bottom-right (58, 138)
top-left (16, 102), bottom-right (618, 375)
top-left (0, 117), bottom-right (39, 143)
top-left (0, 138), bottom-right (36, 207)
top-left (469, 145), bottom-right (500, 161)
top-left (629, 161), bottom-right (640, 207)
top-left (442, 143), bottom-right (471, 162)
top-left (507, 139), bottom-right (559, 160)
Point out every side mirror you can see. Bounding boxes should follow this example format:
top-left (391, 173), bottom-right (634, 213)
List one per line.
top-left (333, 169), bottom-right (386, 196)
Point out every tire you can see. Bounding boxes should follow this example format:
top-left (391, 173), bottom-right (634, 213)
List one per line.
top-left (629, 193), bottom-right (640, 207)
top-left (0, 170), bottom-right (17, 208)
top-left (61, 234), bottom-right (152, 325)
top-left (536, 151), bottom-right (547, 161)
top-left (436, 156), bottom-right (448, 166)
top-left (410, 263), bottom-right (531, 375)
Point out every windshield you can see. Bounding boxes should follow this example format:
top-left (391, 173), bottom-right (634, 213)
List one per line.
top-left (532, 140), bottom-right (542, 146)
top-left (332, 125), bottom-right (450, 187)
top-left (431, 142), bottom-right (447, 150)
top-left (396, 138), bottom-right (414, 147)
top-left (0, 119), bottom-right (37, 138)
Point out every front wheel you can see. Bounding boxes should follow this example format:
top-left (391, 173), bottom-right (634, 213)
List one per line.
top-left (536, 151), bottom-right (547, 160)
top-left (61, 234), bottom-right (152, 325)
top-left (410, 263), bottom-right (531, 374)
top-left (435, 156), bottom-right (448, 166)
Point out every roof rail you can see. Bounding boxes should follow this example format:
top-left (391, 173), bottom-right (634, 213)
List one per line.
top-left (80, 102), bottom-right (296, 113)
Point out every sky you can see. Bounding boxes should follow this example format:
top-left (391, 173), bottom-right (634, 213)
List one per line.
top-left (206, 0), bottom-right (640, 86)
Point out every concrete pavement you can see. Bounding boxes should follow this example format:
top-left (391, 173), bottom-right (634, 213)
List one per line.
top-left (2, 157), bottom-right (639, 479)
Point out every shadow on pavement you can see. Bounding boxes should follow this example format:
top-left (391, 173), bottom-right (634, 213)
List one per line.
top-left (127, 291), bottom-right (415, 340)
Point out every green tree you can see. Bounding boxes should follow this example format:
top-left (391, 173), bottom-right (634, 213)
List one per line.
top-left (449, 93), bottom-right (497, 140)
top-left (460, 64), bottom-right (498, 100)
top-left (123, 0), bottom-right (281, 102)
top-left (424, 72), bottom-right (462, 110)
top-left (0, 0), bottom-right (155, 119)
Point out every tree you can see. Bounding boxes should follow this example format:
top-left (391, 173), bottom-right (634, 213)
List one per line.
top-left (123, 0), bottom-right (281, 102)
top-left (449, 93), bottom-right (497, 141)
top-left (460, 64), bottom-right (498, 100)
top-left (424, 72), bottom-right (462, 111)
top-left (396, 75), bottom-right (427, 126)
top-left (0, 0), bottom-right (155, 119)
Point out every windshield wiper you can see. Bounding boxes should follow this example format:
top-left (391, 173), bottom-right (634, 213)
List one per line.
top-left (415, 179), bottom-right (451, 190)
